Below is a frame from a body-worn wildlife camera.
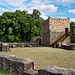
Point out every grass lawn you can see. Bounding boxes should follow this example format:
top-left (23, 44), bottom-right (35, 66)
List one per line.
top-left (0, 47), bottom-right (75, 70)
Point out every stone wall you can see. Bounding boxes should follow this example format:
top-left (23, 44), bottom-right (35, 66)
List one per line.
top-left (0, 54), bottom-right (34, 75)
top-left (0, 54), bottom-right (75, 75)
top-left (49, 17), bottom-right (70, 45)
top-left (8, 42), bottom-right (39, 48)
top-left (49, 17), bottom-right (70, 32)
top-left (42, 17), bottom-right (70, 46)
top-left (70, 43), bottom-right (75, 50)
top-left (50, 32), bottom-right (64, 44)
top-left (62, 36), bottom-right (70, 44)
top-left (0, 42), bottom-right (10, 51)
top-left (8, 42), bottom-right (30, 48)
top-left (71, 45), bottom-right (75, 50)
top-left (42, 19), bottom-right (50, 46)
top-left (38, 66), bottom-right (75, 75)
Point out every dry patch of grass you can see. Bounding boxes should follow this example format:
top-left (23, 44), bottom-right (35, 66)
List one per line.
top-left (0, 47), bottom-right (75, 69)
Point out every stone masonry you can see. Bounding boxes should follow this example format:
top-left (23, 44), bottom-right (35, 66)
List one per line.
top-left (42, 17), bottom-right (70, 46)
top-left (0, 42), bottom-right (10, 51)
top-left (0, 54), bottom-right (75, 75)
top-left (0, 54), bottom-right (34, 75)
top-left (38, 66), bottom-right (75, 75)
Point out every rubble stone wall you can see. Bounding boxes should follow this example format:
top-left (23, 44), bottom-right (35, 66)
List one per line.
top-left (8, 42), bottom-right (30, 48)
top-left (42, 17), bottom-right (70, 46)
top-left (0, 42), bottom-right (10, 51)
top-left (0, 54), bottom-right (34, 75)
top-left (0, 54), bottom-right (75, 75)
top-left (42, 19), bottom-right (50, 46)
top-left (62, 36), bottom-right (70, 44)
top-left (71, 45), bottom-right (75, 50)
top-left (38, 66), bottom-right (75, 75)
top-left (49, 17), bottom-right (70, 45)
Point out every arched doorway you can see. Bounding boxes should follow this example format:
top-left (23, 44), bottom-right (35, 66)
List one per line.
top-left (31, 37), bottom-right (42, 45)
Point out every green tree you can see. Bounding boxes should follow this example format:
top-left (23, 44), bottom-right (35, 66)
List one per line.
top-left (0, 9), bottom-right (43, 42)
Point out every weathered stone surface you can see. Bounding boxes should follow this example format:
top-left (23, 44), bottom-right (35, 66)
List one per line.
top-left (8, 42), bottom-right (40, 47)
top-left (0, 42), bottom-right (10, 51)
top-left (0, 54), bottom-right (34, 75)
top-left (24, 70), bottom-right (38, 75)
top-left (0, 54), bottom-right (75, 75)
top-left (38, 66), bottom-right (75, 75)
top-left (71, 45), bottom-right (75, 50)
top-left (30, 37), bottom-right (42, 45)
top-left (42, 17), bottom-right (70, 46)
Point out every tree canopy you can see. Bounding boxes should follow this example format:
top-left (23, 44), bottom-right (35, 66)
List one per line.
top-left (0, 9), bottom-right (43, 42)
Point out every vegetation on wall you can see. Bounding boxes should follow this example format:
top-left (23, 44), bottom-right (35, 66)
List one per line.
top-left (0, 9), bottom-right (43, 42)
top-left (70, 22), bottom-right (75, 43)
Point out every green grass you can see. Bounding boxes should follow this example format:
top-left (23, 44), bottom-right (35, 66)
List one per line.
top-left (0, 47), bottom-right (75, 70)
top-left (0, 68), bottom-right (14, 75)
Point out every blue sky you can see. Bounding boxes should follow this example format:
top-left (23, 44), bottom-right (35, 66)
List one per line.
top-left (0, 0), bottom-right (75, 22)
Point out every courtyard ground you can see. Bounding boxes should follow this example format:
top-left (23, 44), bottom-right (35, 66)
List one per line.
top-left (0, 47), bottom-right (75, 70)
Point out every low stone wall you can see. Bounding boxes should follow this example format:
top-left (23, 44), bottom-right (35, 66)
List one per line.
top-left (8, 42), bottom-right (38, 48)
top-left (0, 42), bottom-right (10, 51)
top-left (71, 45), bottom-right (75, 50)
top-left (56, 42), bottom-right (75, 50)
top-left (0, 54), bottom-right (75, 75)
top-left (38, 66), bottom-right (75, 75)
top-left (70, 43), bottom-right (75, 50)
top-left (8, 42), bottom-right (30, 48)
top-left (0, 54), bottom-right (34, 75)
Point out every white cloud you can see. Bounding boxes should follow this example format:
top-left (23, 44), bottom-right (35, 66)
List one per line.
top-left (0, 7), bottom-right (8, 15)
top-left (25, 0), bottom-right (58, 19)
top-left (12, 0), bottom-right (58, 20)
top-left (56, 0), bottom-right (75, 4)
top-left (52, 0), bottom-right (75, 6)
top-left (26, 4), bottom-right (58, 19)
top-left (5, 0), bottom-right (26, 6)
top-left (28, 0), bottom-right (51, 6)
top-left (41, 15), bottom-right (48, 20)
top-left (39, 5), bottom-right (58, 14)
top-left (61, 0), bottom-right (75, 3)
top-left (70, 18), bottom-right (75, 22)
top-left (68, 9), bottom-right (75, 14)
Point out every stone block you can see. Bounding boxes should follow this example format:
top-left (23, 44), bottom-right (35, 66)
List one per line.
top-left (0, 54), bottom-right (34, 75)
top-left (0, 43), bottom-right (10, 51)
top-left (71, 45), bottom-right (75, 50)
top-left (38, 66), bottom-right (75, 75)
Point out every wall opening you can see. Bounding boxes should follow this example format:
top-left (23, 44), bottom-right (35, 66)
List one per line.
top-left (36, 38), bottom-right (41, 45)
top-left (65, 28), bottom-right (68, 35)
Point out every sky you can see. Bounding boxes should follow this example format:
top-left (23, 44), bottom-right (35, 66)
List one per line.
top-left (0, 0), bottom-right (75, 22)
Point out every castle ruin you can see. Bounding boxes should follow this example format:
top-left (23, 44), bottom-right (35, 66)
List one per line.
top-left (42, 17), bottom-right (70, 47)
